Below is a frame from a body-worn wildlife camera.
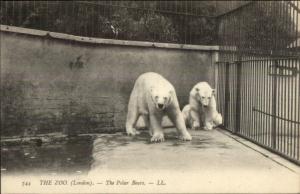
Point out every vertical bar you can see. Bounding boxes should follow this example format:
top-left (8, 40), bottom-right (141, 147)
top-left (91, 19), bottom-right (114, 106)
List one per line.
top-left (72, 1), bottom-right (75, 36)
top-left (267, 59), bottom-right (272, 147)
top-left (104, 1), bottom-right (108, 39)
top-left (188, 0), bottom-right (191, 44)
top-left (92, 2), bottom-right (96, 37)
top-left (287, 58), bottom-right (291, 157)
top-left (85, 5), bottom-right (88, 37)
top-left (271, 60), bottom-right (278, 149)
top-left (283, 59), bottom-right (287, 153)
top-left (295, 1), bottom-right (299, 161)
top-left (278, 59), bottom-right (282, 152)
top-left (292, 58), bottom-right (297, 159)
top-left (258, 58), bottom-right (262, 143)
top-left (64, 1), bottom-right (68, 34)
top-left (258, 1), bottom-right (262, 52)
top-left (296, 56), bottom-right (300, 160)
top-left (191, 1), bottom-right (195, 44)
top-left (241, 59), bottom-right (247, 135)
top-left (179, 1), bottom-right (183, 44)
top-left (271, 1), bottom-right (276, 53)
top-left (224, 62), bottom-right (230, 129)
top-left (184, 0), bottom-right (187, 44)
top-left (11, 0), bottom-right (15, 26)
top-left (230, 62), bottom-right (233, 130)
top-left (4, 0), bottom-right (8, 25)
top-left (262, 58), bottom-right (267, 145)
top-left (258, 58), bottom-right (262, 142)
top-left (274, 1), bottom-right (279, 53)
top-left (17, 1), bottom-right (22, 26)
top-left (290, 58), bottom-right (294, 158)
top-left (296, 1), bottom-right (299, 50)
top-left (218, 63), bottom-right (222, 117)
top-left (260, 57), bottom-right (264, 144)
top-left (279, 1), bottom-right (284, 54)
top-left (221, 63), bottom-right (225, 118)
top-left (252, 57), bottom-right (260, 141)
top-left (253, 2), bottom-right (257, 52)
top-left (244, 60), bottom-right (248, 135)
top-left (57, 1), bottom-right (61, 33)
top-left (230, 61), bottom-right (233, 131)
top-left (250, 56), bottom-right (254, 139)
top-left (46, 0), bottom-right (49, 31)
top-left (265, 58), bottom-right (269, 145)
top-left (235, 61), bottom-right (242, 134)
top-left (283, 1), bottom-right (288, 55)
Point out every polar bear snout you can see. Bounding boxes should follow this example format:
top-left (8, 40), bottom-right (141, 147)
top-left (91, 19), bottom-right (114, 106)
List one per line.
top-left (152, 94), bottom-right (170, 110)
top-left (157, 103), bottom-right (164, 109)
top-left (200, 97), bottom-right (210, 107)
top-left (155, 101), bottom-right (166, 110)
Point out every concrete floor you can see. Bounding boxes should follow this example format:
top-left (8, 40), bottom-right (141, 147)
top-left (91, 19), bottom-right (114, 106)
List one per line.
top-left (89, 128), bottom-right (300, 193)
top-left (2, 128), bottom-right (299, 193)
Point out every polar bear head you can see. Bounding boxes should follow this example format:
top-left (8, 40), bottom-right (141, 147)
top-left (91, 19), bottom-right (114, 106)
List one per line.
top-left (150, 85), bottom-right (172, 110)
top-left (192, 82), bottom-right (215, 107)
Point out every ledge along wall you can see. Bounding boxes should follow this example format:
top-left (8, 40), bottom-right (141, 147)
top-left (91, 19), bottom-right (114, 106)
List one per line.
top-left (0, 25), bottom-right (219, 136)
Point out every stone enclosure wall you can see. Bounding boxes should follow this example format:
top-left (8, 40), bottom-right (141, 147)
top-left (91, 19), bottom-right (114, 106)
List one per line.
top-left (1, 25), bottom-right (219, 136)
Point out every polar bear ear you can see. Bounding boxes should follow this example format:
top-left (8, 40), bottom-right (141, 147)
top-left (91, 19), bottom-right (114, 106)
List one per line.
top-left (211, 89), bottom-right (216, 96)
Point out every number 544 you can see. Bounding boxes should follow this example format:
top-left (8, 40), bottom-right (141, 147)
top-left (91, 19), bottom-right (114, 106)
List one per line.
top-left (22, 181), bottom-right (31, 186)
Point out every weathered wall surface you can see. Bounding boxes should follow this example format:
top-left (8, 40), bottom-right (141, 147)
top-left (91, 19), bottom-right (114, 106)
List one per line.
top-left (1, 26), bottom-right (218, 136)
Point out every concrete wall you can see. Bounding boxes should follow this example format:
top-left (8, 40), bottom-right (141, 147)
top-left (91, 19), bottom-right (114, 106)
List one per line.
top-left (1, 25), bottom-right (219, 136)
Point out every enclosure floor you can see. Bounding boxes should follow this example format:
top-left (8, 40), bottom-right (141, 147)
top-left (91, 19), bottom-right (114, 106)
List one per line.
top-left (89, 128), bottom-right (300, 193)
top-left (2, 129), bottom-right (299, 193)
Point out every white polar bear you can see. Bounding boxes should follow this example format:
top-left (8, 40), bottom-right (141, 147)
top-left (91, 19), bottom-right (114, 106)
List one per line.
top-left (182, 82), bottom-right (222, 130)
top-left (126, 72), bottom-right (192, 142)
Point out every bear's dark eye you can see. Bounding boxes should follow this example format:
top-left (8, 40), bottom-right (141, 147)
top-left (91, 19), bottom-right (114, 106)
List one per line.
top-left (195, 88), bottom-right (199, 92)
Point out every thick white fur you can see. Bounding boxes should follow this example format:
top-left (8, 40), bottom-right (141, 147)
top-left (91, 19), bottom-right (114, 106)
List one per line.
top-left (182, 104), bottom-right (193, 128)
top-left (183, 82), bottom-right (222, 130)
top-left (126, 72), bottom-right (192, 142)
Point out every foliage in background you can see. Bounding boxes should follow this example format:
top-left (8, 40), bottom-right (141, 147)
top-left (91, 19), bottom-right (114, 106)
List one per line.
top-left (0, 1), bottom-right (297, 48)
top-left (243, 2), bottom-right (296, 52)
top-left (218, 1), bottom-right (297, 53)
top-left (0, 1), bottom-right (217, 44)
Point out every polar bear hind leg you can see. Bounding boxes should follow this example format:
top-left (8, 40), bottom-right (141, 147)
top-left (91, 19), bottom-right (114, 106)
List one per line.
top-left (213, 113), bottom-right (223, 127)
top-left (182, 105), bottom-right (190, 128)
top-left (141, 114), bottom-right (152, 135)
top-left (126, 90), bottom-right (140, 136)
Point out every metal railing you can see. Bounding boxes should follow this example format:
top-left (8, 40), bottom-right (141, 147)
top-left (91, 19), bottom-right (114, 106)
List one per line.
top-left (0, 1), bottom-right (217, 45)
top-left (217, 1), bottom-right (299, 57)
top-left (216, 57), bottom-right (300, 165)
top-left (216, 1), bottom-right (300, 164)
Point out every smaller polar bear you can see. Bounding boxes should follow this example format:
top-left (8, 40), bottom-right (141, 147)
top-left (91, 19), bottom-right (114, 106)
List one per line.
top-left (126, 72), bottom-right (192, 142)
top-left (182, 82), bottom-right (222, 130)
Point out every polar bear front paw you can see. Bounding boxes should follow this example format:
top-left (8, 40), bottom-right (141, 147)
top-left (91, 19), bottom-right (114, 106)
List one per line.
top-left (151, 133), bottom-right (165, 142)
top-left (126, 128), bottom-right (140, 136)
top-left (192, 122), bottom-right (201, 130)
top-left (204, 122), bottom-right (213, 130)
top-left (179, 132), bottom-right (192, 141)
